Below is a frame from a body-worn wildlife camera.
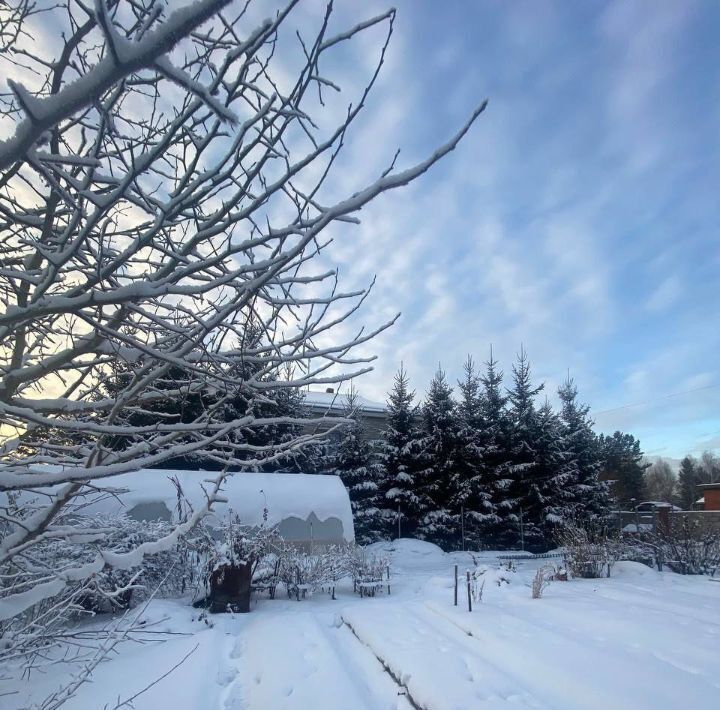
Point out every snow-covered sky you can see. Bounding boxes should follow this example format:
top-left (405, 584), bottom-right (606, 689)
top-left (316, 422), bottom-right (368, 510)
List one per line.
top-left (293, 0), bottom-right (720, 459)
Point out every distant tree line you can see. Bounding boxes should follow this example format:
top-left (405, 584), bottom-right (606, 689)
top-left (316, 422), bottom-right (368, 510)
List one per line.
top-left (644, 452), bottom-right (720, 509)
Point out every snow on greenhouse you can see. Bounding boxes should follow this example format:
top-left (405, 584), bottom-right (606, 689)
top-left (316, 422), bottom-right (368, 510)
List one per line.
top-left (73, 470), bottom-right (355, 546)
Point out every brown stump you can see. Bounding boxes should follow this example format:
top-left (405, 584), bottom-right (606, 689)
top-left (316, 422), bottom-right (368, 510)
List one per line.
top-left (209, 562), bottom-right (253, 613)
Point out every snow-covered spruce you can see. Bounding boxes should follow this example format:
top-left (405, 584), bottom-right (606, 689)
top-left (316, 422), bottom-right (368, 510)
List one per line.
top-left (415, 366), bottom-right (460, 547)
top-left (329, 387), bottom-right (385, 545)
top-left (378, 364), bottom-right (427, 539)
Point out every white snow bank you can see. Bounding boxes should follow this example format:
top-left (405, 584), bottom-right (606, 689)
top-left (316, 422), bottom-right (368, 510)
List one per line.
top-left (74, 470), bottom-right (354, 541)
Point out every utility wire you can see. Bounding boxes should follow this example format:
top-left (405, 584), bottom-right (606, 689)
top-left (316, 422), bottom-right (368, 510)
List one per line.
top-left (594, 383), bottom-right (720, 417)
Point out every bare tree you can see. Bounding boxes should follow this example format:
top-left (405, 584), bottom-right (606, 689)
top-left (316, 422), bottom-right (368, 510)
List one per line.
top-left (698, 451), bottom-right (720, 483)
top-left (644, 459), bottom-right (677, 504)
top-left (0, 0), bottom-right (485, 670)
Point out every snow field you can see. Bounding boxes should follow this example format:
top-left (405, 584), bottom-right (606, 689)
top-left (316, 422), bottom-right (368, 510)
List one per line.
top-left (2, 539), bottom-right (719, 709)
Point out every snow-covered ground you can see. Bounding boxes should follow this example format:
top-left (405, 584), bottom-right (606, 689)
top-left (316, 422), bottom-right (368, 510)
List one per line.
top-left (4, 539), bottom-right (719, 709)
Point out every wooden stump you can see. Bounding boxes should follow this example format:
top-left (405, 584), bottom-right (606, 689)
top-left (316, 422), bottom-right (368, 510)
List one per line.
top-left (209, 562), bottom-right (253, 613)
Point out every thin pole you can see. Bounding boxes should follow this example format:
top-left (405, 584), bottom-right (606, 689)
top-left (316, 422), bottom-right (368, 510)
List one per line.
top-left (466, 570), bottom-right (472, 612)
top-left (397, 504), bottom-right (401, 540)
top-left (454, 564), bottom-right (458, 606)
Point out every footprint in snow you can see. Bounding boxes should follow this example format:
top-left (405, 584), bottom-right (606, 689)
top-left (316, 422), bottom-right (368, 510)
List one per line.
top-left (224, 687), bottom-right (247, 710)
top-left (230, 638), bottom-right (244, 659)
top-left (216, 666), bottom-right (238, 686)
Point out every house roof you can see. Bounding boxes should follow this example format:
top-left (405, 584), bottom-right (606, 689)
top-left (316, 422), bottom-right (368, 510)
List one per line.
top-left (697, 483), bottom-right (720, 490)
top-left (303, 389), bottom-right (387, 414)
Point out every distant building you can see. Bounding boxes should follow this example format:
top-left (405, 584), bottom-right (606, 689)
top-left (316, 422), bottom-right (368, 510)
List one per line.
top-left (302, 388), bottom-right (388, 442)
top-left (697, 483), bottom-right (720, 511)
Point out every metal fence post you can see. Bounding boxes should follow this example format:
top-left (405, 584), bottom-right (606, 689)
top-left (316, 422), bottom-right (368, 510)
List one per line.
top-left (466, 570), bottom-right (472, 612)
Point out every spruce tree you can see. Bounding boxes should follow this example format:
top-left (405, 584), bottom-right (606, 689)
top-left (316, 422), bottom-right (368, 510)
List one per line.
top-left (477, 350), bottom-right (514, 547)
top-left (597, 431), bottom-right (647, 508)
top-left (506, 347), bottom-right (544, 550)
top-left (532, 399), bottom-right (575, 546)
top-left (380, 365), bottom-right (426, 538)
top-left (416, 366), bottom-right (460, 547)
top-left (332, 388), bottom-right (384, 544)
top-left (221, 374), bottom-right (330, 473)
top-left (454, 356), bottom-right (492, 550)
top-left (557, 376), bottom-right (612, 524)
top-left (678, 455), bottom-right (701, 510)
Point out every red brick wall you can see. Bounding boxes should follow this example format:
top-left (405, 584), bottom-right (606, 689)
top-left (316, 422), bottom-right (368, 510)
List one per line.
top-left (704, 488), bottom-right (720, 511)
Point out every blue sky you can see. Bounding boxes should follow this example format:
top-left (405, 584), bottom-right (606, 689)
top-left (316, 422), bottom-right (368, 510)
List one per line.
top-left (297, 0), bottom-right (720, 459)
top-left (11, 1), bottom-right (717, 459)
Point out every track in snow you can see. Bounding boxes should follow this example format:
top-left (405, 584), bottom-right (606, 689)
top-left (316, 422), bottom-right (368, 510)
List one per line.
top-left (342, 603), bottom-right (544, 709)
top-left (219, 610), bottom-right (410, 709)
top-left (342, 597), bottom-right (720, 710)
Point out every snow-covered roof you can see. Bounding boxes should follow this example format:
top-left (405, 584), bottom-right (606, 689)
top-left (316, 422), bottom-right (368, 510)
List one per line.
top-left (75, 470), bottom-right (354, 540)
top-left (304, 390), bottom-right (386, 413)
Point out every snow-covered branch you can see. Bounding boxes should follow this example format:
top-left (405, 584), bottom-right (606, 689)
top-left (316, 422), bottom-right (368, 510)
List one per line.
top-left (0, 0), bottom-right (233, 170)
top-left (0, 0), bottom-right (484, 672)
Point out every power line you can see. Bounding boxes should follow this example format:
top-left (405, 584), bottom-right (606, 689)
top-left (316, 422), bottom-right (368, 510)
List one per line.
top-left (594, 382), bottom-right (720, 417)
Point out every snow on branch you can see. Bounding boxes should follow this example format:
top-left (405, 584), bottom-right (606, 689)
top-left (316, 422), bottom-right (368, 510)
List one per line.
top-left (0, 0), bottom-right (233, 170)
top-left (0, 0), bottom-right (485, 672)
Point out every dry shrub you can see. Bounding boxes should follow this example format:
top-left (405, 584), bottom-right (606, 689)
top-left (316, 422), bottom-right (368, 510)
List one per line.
top-left (532, 565), bottom-right (554, 599)
top-left (556, 523), bottom-right (618, 579)
top-left (655, 518), bottom-right (720, 575)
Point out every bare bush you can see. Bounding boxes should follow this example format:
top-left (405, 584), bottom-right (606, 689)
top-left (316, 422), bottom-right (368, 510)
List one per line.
top-left (659, 519), bottom-right (720, 575)
top-left (637, 518), bottom-right (720, 575)
top-left (0, 511), bottom-right (194, 665)
top-left (557, 523), bottom-right (618, 579)
top-left (348, 546), bottom-right (389, 596)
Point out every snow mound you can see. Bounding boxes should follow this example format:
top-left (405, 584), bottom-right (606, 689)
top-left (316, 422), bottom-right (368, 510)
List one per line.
top-left (613, 560), bottom-right (658, 579)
